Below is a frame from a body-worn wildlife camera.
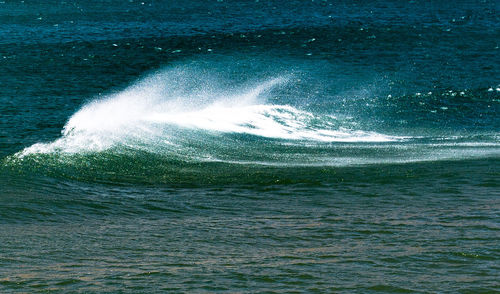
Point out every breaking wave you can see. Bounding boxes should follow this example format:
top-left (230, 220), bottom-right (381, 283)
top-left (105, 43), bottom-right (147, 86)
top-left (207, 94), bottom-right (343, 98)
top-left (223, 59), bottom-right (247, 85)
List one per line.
top-left (3, 65), bottom-right (497, 186)
top-left (17, 68), bottom-right (399, 157)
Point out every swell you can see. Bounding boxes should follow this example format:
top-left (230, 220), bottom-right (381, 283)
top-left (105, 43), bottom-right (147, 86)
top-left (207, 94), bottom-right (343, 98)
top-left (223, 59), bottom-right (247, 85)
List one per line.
top-left (3, 66), bottom-right (499, 184)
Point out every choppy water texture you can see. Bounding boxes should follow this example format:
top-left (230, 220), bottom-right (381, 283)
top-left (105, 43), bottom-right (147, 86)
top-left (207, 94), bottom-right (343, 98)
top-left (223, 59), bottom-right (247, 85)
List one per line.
top-left (1, 0), bottom-right (499, 292)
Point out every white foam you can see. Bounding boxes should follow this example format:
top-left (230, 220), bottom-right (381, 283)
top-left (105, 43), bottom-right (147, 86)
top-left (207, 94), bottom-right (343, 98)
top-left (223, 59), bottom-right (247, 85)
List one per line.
top-left (147, 104), bottom-right (397, 142)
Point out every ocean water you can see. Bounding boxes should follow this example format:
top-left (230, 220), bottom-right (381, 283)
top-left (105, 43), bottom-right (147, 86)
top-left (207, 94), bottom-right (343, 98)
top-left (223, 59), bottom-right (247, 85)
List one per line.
top-left (1, 0), bottom-right (499, 292)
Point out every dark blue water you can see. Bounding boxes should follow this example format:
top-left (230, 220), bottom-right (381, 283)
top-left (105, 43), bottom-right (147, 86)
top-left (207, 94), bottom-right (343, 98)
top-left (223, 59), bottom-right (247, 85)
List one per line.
top-left (1, 0), bottom-right (499, 292)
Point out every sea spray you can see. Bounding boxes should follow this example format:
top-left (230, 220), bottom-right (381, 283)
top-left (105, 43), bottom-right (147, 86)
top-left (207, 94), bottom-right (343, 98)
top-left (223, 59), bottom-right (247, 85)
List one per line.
top-left (17, 68), bottom-right (399, 158)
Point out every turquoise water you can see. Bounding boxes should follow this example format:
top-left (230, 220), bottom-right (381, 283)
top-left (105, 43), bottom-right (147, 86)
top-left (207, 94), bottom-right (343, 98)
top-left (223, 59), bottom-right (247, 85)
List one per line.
top-left (1, 0), bottom-right (499, 292)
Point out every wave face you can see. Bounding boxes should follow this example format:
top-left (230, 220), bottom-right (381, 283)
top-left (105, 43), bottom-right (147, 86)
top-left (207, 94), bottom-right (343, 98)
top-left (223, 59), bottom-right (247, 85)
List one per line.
top-left (3, 65), bottom-right (498, 184)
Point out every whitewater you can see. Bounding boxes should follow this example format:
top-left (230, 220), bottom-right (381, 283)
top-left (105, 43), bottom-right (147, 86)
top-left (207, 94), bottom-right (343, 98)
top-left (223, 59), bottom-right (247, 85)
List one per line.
top-left (17, 68), bottom-right (402, 158)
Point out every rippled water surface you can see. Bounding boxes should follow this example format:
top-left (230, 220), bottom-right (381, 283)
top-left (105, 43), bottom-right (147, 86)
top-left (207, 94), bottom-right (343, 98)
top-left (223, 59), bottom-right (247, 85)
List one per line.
top-left (1, 0), bottom-right (499, 292)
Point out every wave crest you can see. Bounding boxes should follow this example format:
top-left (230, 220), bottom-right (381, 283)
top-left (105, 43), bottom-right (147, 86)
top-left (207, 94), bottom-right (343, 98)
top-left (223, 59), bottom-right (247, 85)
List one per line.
top-left (18, 69), bottom-right (398, 157)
